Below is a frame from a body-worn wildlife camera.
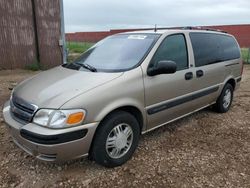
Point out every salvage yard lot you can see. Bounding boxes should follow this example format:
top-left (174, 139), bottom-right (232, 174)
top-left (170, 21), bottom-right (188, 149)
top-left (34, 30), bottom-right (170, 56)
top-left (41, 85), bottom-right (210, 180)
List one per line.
top-left (0, 65), bottom-right (250, 187)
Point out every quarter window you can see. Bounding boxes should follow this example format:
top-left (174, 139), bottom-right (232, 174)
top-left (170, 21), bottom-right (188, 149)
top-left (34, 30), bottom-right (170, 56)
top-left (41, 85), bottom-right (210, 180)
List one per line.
top-left (150, 34), bottom-right (188, 71)
top-left (190, 33), bottom-right (240, 67)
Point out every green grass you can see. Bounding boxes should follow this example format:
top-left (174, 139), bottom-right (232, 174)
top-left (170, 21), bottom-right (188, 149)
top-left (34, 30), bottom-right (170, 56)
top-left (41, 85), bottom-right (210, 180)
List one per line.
top-left (66, 42), bottom-right (94, 54)
top-left (25, 59), bottom-right (41, 71)
top-left (241, 48), bottom-right (250, 63)
top-left (66, 42), bottom-right (94, 62)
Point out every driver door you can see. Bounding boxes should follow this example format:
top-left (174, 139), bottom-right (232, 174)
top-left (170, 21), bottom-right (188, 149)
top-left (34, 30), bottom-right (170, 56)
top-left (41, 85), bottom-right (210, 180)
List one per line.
top-left (143, 33), bottom-right (196, 130)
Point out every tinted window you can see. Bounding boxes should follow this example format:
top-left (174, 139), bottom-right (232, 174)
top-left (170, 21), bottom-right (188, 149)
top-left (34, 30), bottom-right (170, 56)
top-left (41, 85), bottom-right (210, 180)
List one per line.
top-left (65, 34), bottom-right (160, 72)
top-left (190, 33), bottom-right (240, 67)
top-left (150, 34), bottom-right (188, 71)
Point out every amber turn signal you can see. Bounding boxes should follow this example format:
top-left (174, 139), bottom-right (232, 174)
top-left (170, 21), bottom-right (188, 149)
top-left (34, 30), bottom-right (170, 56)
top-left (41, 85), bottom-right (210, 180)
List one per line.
top-left (67, 112), bottom-right (84, 125)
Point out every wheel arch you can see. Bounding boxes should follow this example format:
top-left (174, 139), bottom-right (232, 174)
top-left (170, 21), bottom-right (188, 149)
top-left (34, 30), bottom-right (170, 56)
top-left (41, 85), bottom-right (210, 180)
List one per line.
top-left (224, 77), bottom-right (236, 90)
top-left (93, 98), bottom-right (146, 132)
top-left (100, 106), bottom-right (144, 132)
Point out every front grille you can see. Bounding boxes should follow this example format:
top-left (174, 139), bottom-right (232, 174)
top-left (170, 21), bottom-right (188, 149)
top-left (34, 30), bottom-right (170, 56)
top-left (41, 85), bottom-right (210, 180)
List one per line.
top-left (10, 95), bottom-right (38, 124)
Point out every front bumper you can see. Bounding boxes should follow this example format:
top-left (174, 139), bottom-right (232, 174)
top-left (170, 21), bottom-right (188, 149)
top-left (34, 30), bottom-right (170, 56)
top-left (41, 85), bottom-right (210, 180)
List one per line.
top-left (3, 101), bottom-right (99, 161)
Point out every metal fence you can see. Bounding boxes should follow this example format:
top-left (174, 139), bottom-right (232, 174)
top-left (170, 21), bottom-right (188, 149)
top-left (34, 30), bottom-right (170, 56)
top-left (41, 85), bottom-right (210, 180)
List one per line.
top-left (0, 0), bottom-right (63, 70)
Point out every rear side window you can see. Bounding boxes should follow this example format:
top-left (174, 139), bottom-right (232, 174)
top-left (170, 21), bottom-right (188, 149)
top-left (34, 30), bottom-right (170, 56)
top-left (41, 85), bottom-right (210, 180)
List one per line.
top-left (190, 33), bottom-right (240, 67)
top-left (150, 34), bottom-right (188, 71)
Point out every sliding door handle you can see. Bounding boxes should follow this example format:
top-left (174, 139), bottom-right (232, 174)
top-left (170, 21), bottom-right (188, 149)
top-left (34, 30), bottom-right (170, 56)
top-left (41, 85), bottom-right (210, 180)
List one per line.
top-left (196, 70), bottom-right (204, 78)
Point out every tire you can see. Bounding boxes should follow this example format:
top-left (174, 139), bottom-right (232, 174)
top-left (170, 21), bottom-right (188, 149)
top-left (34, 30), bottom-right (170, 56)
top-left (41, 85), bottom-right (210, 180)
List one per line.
top-left (90, 111), bottom-right (140, 167)
top-left (214, 83), bottom-right (234, 113)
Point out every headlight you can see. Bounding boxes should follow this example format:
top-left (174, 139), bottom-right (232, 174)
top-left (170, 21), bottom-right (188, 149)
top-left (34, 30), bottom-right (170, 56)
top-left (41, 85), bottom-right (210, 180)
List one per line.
top-left (33, 109), bottom-right (86, 129)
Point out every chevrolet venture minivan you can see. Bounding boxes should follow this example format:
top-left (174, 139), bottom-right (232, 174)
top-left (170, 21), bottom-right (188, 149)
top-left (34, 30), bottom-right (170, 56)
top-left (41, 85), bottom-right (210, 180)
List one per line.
top-left (3, 28), bottom-right (243, 167)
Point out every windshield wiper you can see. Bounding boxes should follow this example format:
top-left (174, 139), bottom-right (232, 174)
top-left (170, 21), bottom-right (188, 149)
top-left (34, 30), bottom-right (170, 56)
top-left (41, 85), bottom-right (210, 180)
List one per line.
top-left (74, 62), bottom-right (97, 72)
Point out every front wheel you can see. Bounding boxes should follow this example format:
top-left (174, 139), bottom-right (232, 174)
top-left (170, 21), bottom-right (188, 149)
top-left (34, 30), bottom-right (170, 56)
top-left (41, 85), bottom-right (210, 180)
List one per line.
top-left (90, 111), bottom-right (140, 167)
top-left (214, 83), bottom-right (234, 113)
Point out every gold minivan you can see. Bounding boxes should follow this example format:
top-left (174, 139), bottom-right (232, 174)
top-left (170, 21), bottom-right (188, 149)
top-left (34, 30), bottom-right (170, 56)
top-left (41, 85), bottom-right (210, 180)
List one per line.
top-left (3, 28), bottom-right (243, 167)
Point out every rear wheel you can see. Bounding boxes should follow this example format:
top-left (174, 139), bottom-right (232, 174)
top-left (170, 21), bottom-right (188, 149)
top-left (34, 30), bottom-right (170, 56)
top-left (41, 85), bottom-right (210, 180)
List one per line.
top-left (214, 83), bottom-right (234, 113)
top-left (90, 111), bottom-right (140, 167)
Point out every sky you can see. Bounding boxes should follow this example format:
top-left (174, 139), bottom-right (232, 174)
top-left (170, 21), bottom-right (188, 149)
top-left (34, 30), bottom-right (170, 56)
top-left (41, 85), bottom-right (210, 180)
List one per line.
top-left (63, 0), bottom-right (250, 33)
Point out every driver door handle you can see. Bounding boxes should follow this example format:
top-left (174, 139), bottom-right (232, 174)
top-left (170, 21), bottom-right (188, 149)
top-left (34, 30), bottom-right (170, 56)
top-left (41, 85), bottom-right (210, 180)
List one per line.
top-left (185, 72), bottom-right (193, 80)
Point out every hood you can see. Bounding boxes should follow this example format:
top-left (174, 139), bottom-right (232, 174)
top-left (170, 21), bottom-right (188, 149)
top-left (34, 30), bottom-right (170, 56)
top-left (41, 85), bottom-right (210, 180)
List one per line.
top-left (14, 66), bottom-right (123, 108)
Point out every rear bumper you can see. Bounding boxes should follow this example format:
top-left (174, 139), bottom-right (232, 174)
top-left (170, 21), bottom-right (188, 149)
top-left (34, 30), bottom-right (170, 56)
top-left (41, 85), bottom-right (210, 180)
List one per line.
top-left (3, 101), bottom-right (99, 161)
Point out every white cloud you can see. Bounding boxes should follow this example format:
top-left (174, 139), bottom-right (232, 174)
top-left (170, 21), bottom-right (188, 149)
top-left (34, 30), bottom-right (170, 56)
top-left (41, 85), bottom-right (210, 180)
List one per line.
top-left (63, 0), bottom-right (250, 32)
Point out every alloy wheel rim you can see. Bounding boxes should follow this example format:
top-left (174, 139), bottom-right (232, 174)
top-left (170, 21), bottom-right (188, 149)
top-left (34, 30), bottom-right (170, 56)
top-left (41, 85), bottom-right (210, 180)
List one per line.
top-left (105, 123), bottom-right (133, 159)
top-left (223, 89), bottom-right (232, 109)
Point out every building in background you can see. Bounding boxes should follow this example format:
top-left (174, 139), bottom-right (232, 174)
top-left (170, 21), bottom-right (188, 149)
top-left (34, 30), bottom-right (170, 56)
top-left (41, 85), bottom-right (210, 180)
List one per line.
top-left (66, 24), bottom-right (250, 48)
top-left (0, 0), bottom-right (64, 70)
top-left (0, 0), bottom-right (249, 71)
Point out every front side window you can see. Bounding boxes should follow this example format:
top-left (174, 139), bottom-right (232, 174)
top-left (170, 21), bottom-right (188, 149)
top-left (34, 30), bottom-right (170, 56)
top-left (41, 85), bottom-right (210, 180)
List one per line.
top-left (149, 34), bottom-right (188, 71)
top-left (64, 34), bottom-right (160, 72)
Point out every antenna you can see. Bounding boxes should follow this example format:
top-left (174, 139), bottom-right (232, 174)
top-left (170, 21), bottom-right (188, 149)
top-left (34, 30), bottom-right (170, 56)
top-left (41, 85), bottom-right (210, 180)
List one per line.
top-left (154, 24), bottom-right (157, 32)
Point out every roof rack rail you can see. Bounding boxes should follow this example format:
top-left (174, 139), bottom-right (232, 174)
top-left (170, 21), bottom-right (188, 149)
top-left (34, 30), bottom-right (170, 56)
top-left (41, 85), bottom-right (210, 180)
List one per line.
top-left (203, 28), bottom-right (227, 33)
top-left (182, 26), bottom-right (201, 30)
top-left (149, 27), bottom-right (179, 31)
top-left (182, 26), bottom-right (227, 33)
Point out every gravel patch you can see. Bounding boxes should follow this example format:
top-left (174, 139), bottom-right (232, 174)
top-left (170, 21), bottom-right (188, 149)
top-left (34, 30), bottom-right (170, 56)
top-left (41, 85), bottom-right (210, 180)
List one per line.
top-left (0, 66), bottom-right (250, 187)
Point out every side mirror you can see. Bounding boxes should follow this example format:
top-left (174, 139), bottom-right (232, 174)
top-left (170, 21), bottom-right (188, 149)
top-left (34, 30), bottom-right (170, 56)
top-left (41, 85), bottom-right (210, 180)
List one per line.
top-left (147, 60), bottom-right (177, 76)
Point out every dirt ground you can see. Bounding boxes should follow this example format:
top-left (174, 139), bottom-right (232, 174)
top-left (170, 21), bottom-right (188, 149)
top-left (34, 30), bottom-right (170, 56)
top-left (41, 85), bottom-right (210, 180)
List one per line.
top-left (0, 66), bottom-right (250, 188)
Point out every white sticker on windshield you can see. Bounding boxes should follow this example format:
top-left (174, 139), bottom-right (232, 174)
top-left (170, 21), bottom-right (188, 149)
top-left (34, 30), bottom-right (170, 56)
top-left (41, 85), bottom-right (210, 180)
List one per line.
top-left (128, 35), bottom-right (147, 40)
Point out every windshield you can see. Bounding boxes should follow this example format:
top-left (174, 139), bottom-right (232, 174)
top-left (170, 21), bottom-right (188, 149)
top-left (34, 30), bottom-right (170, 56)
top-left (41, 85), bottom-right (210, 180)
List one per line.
top-left (64, 34), bottom-right (160, 72)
